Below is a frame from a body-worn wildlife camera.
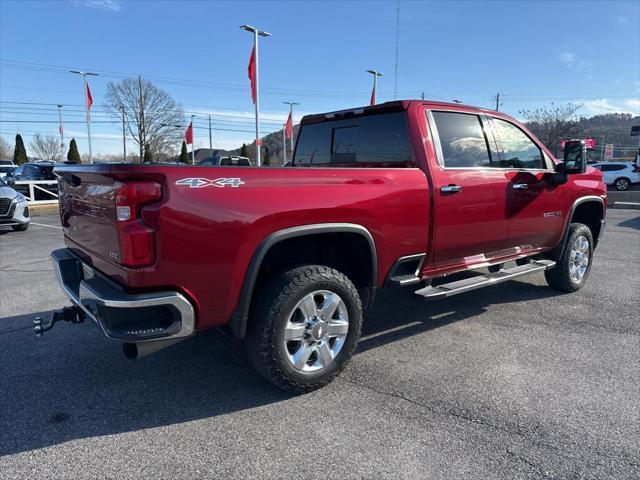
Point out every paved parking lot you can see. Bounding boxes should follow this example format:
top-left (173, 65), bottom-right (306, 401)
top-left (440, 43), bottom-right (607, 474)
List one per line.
top-left (1, 211), bottom-right (639, 479)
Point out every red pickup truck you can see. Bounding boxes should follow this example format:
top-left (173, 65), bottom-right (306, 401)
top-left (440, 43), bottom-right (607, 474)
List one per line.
top-left (43, 100), bottom-right (606, 392)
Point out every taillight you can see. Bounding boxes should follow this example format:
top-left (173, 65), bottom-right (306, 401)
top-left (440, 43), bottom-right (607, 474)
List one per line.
top-left (115, 181), bottom-right (162, 267)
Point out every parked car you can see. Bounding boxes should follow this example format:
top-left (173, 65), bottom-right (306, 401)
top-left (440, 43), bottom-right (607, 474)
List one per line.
top-left (43, 100), bottom-right (605, 392)
top-left (4, 161), bottom-right (59, 200)
top-left (198, 156), bottom-right (252, 167)
top-left (590, 162), bottom-right (640, 191)
top-left (0, 176), bottom-right (30, 231)
top-left (0, 161), bottom-right (17, 179)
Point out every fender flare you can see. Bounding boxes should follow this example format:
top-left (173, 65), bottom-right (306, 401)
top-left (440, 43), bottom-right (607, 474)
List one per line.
top-left (550, 195), bottom-right (605, 260)
top-left (229, 223), bottom-right (378, 339)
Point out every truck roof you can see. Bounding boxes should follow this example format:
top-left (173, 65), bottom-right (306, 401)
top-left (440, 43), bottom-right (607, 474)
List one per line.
top-left (300, 100), bottom-right (498, 125)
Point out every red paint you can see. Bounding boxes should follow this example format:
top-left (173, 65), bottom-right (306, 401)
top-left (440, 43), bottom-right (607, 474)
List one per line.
top-left (55, 100), bottom-right (606, 331)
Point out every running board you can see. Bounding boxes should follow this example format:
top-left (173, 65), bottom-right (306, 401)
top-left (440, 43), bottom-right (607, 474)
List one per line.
top-left (414, 259), bottom-right (556, 300)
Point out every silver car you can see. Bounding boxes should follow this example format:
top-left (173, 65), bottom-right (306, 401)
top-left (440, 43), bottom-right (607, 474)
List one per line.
top-left (0, 176), bottom-right (30, 231)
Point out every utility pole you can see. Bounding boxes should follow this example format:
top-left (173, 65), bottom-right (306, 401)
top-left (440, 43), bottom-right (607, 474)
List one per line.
top-left (57, 104), bottom-right (64, 161)
top-left (282, 101), bottom-right (299, 152)
top-left (70, 70), bottom-right (98, 163)
top-left (138, 76), bottom-right (145, 162)
top-left (421, 92), bottom-right (425, 100)
top-left (208, 114), bottom-right (213, 151)
top-left (495, 92), bottom-right (500, 111)
top-left (120, 105), bottom-right (127, 161)
top-left (282, 124), bottom-right (287, 165)
top-left (241, 24), bottom-right (271, 167)
top-left (393, 0), bottom-right (400, 100)
top-left (190, 114), bottom-right (195, 164)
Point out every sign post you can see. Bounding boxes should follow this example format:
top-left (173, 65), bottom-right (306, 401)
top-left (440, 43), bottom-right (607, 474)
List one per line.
top-left (631, 126), bottom-right (640, 164)
top-left (605, 143), bottom-right (614, 160)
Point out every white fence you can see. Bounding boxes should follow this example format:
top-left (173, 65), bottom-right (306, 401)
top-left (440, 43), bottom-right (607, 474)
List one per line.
top-left (14, 180), bottom-right (59, 205)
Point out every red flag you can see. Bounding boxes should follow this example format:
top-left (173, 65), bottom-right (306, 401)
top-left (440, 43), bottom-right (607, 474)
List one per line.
top-left (247, 47), bottom-right (256, 104)
top-left (185, 122), bottom-right (193, 144)
top-left (285, 112), bottom-right (293, 139)
top-left (86, 82), bottom-right (93, 110)
top-left (370, 83), bottom-right (376, 106)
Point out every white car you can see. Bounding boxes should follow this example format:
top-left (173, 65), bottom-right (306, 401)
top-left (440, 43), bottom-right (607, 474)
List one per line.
top-left (591, 162), bottom-right (640, 191)
top-left (0, 176), bottom-right (30, 231)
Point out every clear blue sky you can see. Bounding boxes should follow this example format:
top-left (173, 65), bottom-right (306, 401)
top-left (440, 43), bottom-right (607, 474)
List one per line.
top-left (1, 0), bottom-right (638, 156)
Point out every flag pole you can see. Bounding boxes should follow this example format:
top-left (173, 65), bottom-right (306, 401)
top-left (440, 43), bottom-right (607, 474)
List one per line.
top-left (282, 124), bottom-right (287, 165)
top-left (283, 101), bottom-right (299, 153)
top-left (57, 104), bottom-right (64, 161)
top-left (70, 70), bottom-right (98, 163)
top-left (191, 114), bottom-right (195, 164)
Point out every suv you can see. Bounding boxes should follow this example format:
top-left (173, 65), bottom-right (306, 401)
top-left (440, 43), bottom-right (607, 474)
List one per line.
top-left (0, 177), bottom-right (30, 231)
top-left (198, 156), bottom-right (252, 167)
top-left (0, 160), bottom-right (17, 179)
top-left (5, 161), bottom-right (59, 200)
top-left (44, 100), bottom-right (606, 392)
top-left (590, 162), bottom-right (640, 191)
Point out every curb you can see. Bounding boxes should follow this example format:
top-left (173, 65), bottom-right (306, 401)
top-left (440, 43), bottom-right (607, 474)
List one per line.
top-left (613, 202), bottom-right (640, 210)
top-left (29, 204), bottom-right (60, 216)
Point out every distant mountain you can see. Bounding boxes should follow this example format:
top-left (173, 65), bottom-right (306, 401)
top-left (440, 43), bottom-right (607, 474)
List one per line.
top-left (229, 124), bottom-right (300, 166)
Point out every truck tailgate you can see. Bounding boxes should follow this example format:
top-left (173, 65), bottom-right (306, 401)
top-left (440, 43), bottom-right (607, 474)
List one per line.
top-left (57, 166), bottom-right (121, 262)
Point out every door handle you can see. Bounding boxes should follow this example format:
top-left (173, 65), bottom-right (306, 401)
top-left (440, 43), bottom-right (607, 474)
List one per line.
top-left (440, 185), bottom-right (462, 193)
top-left (511, 183), bottom-right (529, 190)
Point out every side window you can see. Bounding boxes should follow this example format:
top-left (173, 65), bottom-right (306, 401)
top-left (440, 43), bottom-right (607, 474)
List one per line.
top-left (430, 111), bottom-right (492, 168)
top-left (331, 126), bottom-right (357, 163)
top-left (294, 123), bottom-right (331, 165)
top-left (491, 118), bottom-right (544, 169)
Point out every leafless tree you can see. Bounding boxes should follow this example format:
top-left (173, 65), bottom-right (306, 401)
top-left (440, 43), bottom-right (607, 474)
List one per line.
top-left (0, 136), bottom-right (11, 160)
top-left (104, 77), bottom-right (185, 162)
top-left (520, 103), bottom-right (583, 157)
top-left (30, 133), bottom-right (62, 161)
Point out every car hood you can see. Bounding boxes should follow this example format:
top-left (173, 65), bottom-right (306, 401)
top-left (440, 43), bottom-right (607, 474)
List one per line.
top-left (0, 186), bottom-right (18, 199)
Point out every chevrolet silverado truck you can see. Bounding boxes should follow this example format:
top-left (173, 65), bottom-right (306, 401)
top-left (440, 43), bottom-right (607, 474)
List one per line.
top-left (41, 101), bottom-right (606, 392)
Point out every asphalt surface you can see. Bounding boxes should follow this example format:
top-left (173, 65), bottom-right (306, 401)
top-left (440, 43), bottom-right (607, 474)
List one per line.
top-left (1, 211), bottom-right (639, 479)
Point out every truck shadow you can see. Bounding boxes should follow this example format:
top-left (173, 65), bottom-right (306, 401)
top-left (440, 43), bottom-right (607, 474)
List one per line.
top-left (0, 280), bottom-right (562, 457)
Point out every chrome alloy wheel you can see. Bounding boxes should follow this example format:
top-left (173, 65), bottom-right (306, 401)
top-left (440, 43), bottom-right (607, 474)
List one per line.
top-left (283, 290), bottom-right (349, 372)
top-left (569, 235), bottom-right (590, 282)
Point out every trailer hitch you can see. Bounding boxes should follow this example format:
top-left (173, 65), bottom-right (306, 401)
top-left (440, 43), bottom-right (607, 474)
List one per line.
top-left (33, 306), bottom-right (85, 337)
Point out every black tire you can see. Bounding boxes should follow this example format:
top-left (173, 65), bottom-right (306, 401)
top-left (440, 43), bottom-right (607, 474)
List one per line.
top-left (545, 223), bottom-right (593, 292)
top-left (487, 263), bottom-right (503, 273)
top-left (613, 177), bottom-right (630, 191)
top-left (246, 265), bottom-right (363, 393)
top-left (12, 223), bottom-right (28, 231)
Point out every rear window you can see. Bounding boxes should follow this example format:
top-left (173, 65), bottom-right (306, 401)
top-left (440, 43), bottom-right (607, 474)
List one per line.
top-left (293, 112), bottom-right (413, 167)
top-left (600, 164), bottom-right (625, 172)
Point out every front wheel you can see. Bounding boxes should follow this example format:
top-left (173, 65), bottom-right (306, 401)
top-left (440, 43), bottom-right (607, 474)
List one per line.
top-left (545, 223), bottom-right (594, 292)
top-left (613, 177), bottom-right (630, 191)
top-left (246, 265), bottom-right (363, 392)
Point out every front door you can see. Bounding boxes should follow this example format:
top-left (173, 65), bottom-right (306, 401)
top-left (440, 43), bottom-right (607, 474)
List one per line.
top-left (488, 116), bottom-right (566, 250)
top-left (425, 110), bottom-right (510, 271)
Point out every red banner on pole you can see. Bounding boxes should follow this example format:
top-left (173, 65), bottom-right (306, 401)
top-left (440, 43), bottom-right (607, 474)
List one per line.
top-left (185, 122), bottom-right (193, 144)
top-left (86, 82), bottom-right (93, 110)
top-left (370, 84), bottom-right (376, 106)
top-left (285, 112), bottom-right (293, 139)
top-left (247, 47), bottom-right (256, 104)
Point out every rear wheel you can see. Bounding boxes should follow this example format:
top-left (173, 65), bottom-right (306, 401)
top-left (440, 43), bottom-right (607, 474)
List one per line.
top-left (246, 265), bottom-right (363, 392)
top-left (613, 177), bottom-right (630, 191)
top-left (545, 223), bottom-right (593, 292)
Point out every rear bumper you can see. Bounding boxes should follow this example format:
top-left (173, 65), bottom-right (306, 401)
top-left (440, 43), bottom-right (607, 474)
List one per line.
top-left (51, 248), bottom-right (195, 343)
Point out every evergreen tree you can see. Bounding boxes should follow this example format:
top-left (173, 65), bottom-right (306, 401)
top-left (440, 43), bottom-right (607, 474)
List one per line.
top-left (240, 143), bottom-right (248, 157)
top-left (179, 141), bottom-right (189, 163)
top-left (13, 134), bottom-right (28, 165)
top-left (263, 147), bottom-right (271, 166)
top-left (143, 143), bottom-right (153, 163)
top-left (67, 138), bottom-right (81, 163)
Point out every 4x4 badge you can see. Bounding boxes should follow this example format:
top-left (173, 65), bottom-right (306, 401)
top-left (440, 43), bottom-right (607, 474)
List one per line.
top-left (175, 178), bottom-right (245, 188)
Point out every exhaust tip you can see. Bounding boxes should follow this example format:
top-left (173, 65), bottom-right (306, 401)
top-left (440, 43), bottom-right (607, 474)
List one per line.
top-left (122, 337), bottom-right (186, 360)
top-left (122, 342), bottom-right (138, 359)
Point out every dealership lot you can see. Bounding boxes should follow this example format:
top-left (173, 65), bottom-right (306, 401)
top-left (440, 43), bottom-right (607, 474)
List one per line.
top-left (1, 211), bottom-right (639, 479)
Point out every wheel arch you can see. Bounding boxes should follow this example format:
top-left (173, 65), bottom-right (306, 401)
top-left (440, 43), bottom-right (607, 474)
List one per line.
top-left (229, 223), bottom-right (378, 339)
top-left (550, 196), bottom-right (605, 260)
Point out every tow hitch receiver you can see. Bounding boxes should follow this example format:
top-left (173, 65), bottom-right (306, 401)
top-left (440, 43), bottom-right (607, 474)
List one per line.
top-left (33, 306), bottom-right (85, 337)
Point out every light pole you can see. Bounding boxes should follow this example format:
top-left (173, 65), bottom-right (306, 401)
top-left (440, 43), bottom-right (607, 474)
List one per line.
top-left (208, 114), bottom-right (213, 151)
top-left (282, 124), bottom-right (287, 165)
top-left (57, 104), bottom-right (64, 161)
top-left (282, 101), bottom-right (299, 153)
top-left (70, 70), bottom-right (98, 163)
top-left (240, 24), bottom-right (271, 167)
top-left (190, 114), bottom-right (196, 164)
top-left (120, 105), bottom-right (127, 161)
top-left (367, 70), bottom-right (383, 105)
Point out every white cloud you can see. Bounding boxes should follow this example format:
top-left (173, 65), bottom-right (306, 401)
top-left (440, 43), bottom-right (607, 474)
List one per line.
top-left (71, 0), bottom-right (121, 12)
top-left (617, 16), bottom-right (629, 24)
top-left (557, 49), bottom-right (591, 71)
top-left (582, 98), bottom-right (640, 115)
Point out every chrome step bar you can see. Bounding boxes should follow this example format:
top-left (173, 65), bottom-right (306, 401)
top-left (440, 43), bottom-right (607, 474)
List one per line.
top-left (414, 259), bottom-right (556, 300)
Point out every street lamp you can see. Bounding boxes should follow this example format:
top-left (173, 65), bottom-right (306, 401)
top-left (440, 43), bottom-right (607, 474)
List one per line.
top-left (240, 24), bottom-right (271, 167)
top-left (56, 104), bottom-right (64, 161)
top-left (70, 70), bottom-right (98, 163)
top-left (282, 101), bottom-right (299, 152)
top-left (367, 70), bottom-right (383, 105)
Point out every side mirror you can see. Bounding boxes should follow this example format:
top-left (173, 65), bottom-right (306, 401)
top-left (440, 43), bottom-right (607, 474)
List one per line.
top-left (560, 140), bottom-right (586, 175)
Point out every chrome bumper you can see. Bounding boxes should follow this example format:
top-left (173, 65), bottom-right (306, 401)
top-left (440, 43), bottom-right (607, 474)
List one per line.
top-left (51, 248), bottom-right (195, 343)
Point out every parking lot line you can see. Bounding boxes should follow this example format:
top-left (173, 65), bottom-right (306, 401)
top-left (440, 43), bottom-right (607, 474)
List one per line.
top-left (29, 222), bottom-right (62, 230)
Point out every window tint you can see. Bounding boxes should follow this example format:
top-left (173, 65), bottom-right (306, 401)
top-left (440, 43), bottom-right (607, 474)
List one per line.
top-left (294, 112), bottom-right (412, 166)
top-left (491, 118), bottom-right (544, 169)
top-left (600, 164), bottom-right (625, 172)
top-left (431, 111), bottom-right (491, 168)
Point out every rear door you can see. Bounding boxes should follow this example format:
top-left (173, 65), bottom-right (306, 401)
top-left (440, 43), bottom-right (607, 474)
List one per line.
top-left (425, 109), bottom-right (510, 270)
top-left (487, 116), bottom-right (566, 250)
